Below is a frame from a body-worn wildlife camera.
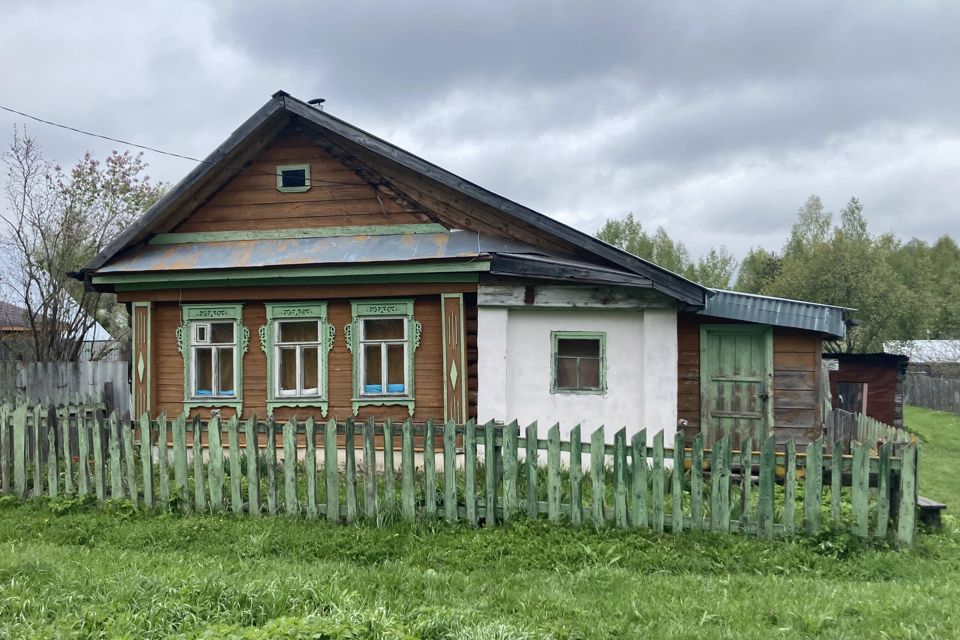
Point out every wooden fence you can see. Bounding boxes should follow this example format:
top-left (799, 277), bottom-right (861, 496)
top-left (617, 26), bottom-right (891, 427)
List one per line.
top-left (0, 404), bottom-right (920, 546)
top-left (0, 360), bottom-right (17, 404)
top-left (904, 372), bottom-right (960, 415)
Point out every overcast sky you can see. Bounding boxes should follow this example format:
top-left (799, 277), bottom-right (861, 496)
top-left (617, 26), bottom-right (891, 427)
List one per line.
top-left (2, 1), bottom-right (959, 259)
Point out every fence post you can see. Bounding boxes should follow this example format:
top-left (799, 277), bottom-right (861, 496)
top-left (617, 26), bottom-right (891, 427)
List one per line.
top-left (547, 424), bottom-right (561, 523)
top-left (590, 426), bottom-right (605, 527)
top-left (897, 443), bottom-right (918, 547)
top-left (283, 417), bottom-right (299, 517)
top-left (502, 421), bottom-right (518, 524)
top-left (443, 420), bottom-right (457, 522)
top-left (631, 429), bottom-right (648, 529)
top-left (245, 415), bottom-right (260, 517)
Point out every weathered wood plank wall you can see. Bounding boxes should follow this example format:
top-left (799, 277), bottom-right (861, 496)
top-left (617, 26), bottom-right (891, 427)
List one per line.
top-left (904, 373), bottom-right (960, 415)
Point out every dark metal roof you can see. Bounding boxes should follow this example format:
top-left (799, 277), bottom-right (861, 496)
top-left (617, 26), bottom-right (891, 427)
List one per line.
top-left (701, 289), bottom-right (852, 339)
top-left (96, 230), bottom-right (538, 274)
top-left (76, 91), bottom-right (708, 307)
top-left (489, 253), bottom-right (655, 288)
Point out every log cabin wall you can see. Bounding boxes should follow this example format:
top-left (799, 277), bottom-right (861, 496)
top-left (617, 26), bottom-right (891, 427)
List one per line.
top-left (677, 312), bottom-right (824, 445)
top-left (171, 126), bottom-right (435, 234)
top-left (132, 284), bottom-right (477, 424)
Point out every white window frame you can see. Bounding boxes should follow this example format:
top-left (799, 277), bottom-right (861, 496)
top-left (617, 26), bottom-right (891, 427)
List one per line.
top-left (190, 321), bottom-right (238, 399)
top-left (358, 316), bottom-right (409, 397)
top-left (274, 319), bottom-right (324, 399)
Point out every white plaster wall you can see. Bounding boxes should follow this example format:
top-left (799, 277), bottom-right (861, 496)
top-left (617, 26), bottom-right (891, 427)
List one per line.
top-left (477, 306), bottom-right (677, 445)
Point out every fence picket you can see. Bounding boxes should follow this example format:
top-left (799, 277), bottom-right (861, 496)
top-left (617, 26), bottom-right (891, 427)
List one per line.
top-left (157, 413), bottom-right (168, 506)
top-left (784, 438), bottom-right (796, 536)
top-left (503, 421), bottom-right (519, 523)
top-left (443, 420), bottom-right (457, 522)
top-left (758, 435), bottom-right (775, 539)
top-left (12, 404), bottom-right (26, 499)
top-left (325, 419), bottom-right (338, 523)
top-left (305, 417), bottom-right (317, 519)
top-left (383, 420), bottom-right (396, 515)
top-left (245, 416), bottom-right (260, 517)
top-left (140, 413), bottom-right (154, 509)
top-left (615, 428), bottom-right (629, 529)
top-left (740, 438), bottom-right (752, 533)
top-left (0, 404), bottom-right (7, 495)
top-left (192, 418), bottom-right (207, 513)
top-left (897, 443), bottom-right (918, 547)
top-left (32, 404), bottom-right (43, 497)
top-left (591, 426), bottom-right (605, 527)
top-left (717, 436), bottom-right (732, 533)
top-left (46, 407), bottom-right (58, 498)
top-left (804, 437), bottom-right (823, 534)
top-left (423, 419), bottom-right (435, 519)
top-left (652, 431), bottom-right (664, 533)
top-left (363, 418), bottom-right (377, 520)
top-left (109, 413), bottom-right (123, 500)
top-left (61, 406), bottom-right (73, 496)
top-left (547, 424), bottom-right (561, 523)
top-left (484, 420), bottom-right (496, 527)
top-left (691, 433), bottom-right (703, 530)
top-left (122, 415), bottom-right (137, 507)
top-left (569, 424), bottom-right (582, 527)
top-left (526, 422), bottom-right (539, 519)
top-left (464, 419), bottom-right (477, 526)
top-left (283, 418), bottom-right (298, 517)
top-left (401, 418), bottom-right (415, 522)
top-left (831, 440), bottom-right (843, 525)
top-left (173, 415), bottom-right (188, 513)
top-left (345, 418), bottom-right (357, 523)
top-left (77, 408), bottom-right (90, 497)
top-left (671, 431), bottom-right (683, 533)
top-left (207, 416), bottom-right (223, 512)
top-left (875, 441), bottom-right (892, 538)
top-left (229, 416), bottom-right (242, 515)
top-left (265, 418), bottom-right (278, 516)
top-left (852, 440), bottom-right (869, 537)
top-left (631, 429), bottom-right (647, 529)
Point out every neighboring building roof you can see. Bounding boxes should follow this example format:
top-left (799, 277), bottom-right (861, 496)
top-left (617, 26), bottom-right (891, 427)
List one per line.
top-left (0, 301), bottom-right (30, 331)
top-left (884, 340), bottom-right (960, 363)
top-left (823, 352), bottom-right (909, 372)
top-left (74, 91), bottom-right (707, 307)
top-left (700, 289), bottom-right (852, 339)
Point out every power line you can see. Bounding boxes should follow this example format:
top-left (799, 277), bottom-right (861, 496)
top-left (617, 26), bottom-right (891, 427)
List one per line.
top-left (0, 103), bottom-right (366, 188)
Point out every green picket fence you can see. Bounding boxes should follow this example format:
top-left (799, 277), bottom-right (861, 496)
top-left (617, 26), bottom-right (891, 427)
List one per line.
top-left (0, 403), bottom-right (920, 546)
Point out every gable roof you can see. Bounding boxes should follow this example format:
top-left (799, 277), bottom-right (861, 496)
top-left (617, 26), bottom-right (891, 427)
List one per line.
top-left (75, 91), bottom-right (707, 307)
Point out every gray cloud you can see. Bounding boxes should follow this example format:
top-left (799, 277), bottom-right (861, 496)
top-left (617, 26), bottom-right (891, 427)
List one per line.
top-left (2, 0), bottom-right (959, 261)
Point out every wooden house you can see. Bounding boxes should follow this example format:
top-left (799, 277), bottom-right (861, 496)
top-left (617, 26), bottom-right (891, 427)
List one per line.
top-left (73, 91), bottom-right (851, 447)
top-left (73, 91), bottom-right (706, 444)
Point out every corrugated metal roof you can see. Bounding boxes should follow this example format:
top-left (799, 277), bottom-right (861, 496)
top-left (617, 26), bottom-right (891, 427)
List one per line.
top-left (97, 230), bottom-right (542, 274)
top-left (701, 289), bottom-right (852, 339)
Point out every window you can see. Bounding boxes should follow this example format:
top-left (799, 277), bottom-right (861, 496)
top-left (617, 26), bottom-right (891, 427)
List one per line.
top-left (177, 304), bottom-right (248, 410)
top-left (346, 300), bottom-right (421, 416)
top-left (261, 302), bottom-right (332, 416)
top-left (276, 164), bottom-right (311, 192)
top-left (551, 331), bottom-right (606, 394)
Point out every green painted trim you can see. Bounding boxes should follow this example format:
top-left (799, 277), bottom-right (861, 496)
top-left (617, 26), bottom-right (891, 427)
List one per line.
top-left (148, 224), bottom-right (449, 245)
top-left (132, 301), bottom-right (152, 414)
top-left (93, 260), bottom-right (490, 286)
top-left (180, 304), bottom-right (248, 414)
top-left (276, 163), bottom-right (311, 193)
top-left (262, 302), bottom-right (331, 418)
top-left (550, 331), bottom-right (607, 395)
top-left (347, 298), bottom-right (421, 416)
top-left (440, 293), bottom-right (467, 422)
top-left (110, 271), bottom-right (480, 291)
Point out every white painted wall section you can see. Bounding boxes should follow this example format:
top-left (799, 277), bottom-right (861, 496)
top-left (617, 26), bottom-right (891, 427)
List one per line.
top-left (477, 305), bottom-right (678, 444)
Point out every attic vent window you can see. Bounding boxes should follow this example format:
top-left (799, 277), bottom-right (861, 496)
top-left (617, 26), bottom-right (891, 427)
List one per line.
top-left (277, 164), bottom-right (311, 192)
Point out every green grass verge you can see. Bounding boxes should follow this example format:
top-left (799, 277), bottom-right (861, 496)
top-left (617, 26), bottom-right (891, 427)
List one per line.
top-left (905, 404), bottom-right (960, 504)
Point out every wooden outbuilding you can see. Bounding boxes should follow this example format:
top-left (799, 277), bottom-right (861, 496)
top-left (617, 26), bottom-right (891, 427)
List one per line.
top-left (823, 352), bottom-right (908, 428)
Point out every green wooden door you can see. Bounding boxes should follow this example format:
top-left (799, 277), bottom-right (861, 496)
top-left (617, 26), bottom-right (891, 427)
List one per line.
top-left (700, 325), bottom-right (773, 447)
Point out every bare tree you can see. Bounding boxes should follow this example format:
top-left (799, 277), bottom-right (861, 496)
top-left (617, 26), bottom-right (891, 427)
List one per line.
top-left (1, 128), bottom-right (163, 361)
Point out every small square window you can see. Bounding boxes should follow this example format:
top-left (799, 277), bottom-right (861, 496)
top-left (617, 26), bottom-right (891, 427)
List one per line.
top-left (551, 332), bottom-right (606, 394)
top-left (276, 164), bottom-right (311, 192)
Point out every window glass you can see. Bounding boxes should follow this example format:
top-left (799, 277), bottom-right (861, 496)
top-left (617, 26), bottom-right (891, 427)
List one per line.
top-left (557, 338), bottom-right (599, 358)
top-left (579, 357), bottom-right (601, 388)
top-left (386, 344), bottom-right (405, 392)
top-left (364, 344), bottom-right (382, 392)
top-left (302, 347), bottom-right (319, 393)
top-left (218, 348), bottom-right (235, 395)
top-left (278, 347), bottom-right (297, 394)
top-left (281, 168), bottom-right (307, 188)
top-left (210, 322), bottom-right (234, 344)
top-left (556, 357), bottom-right (578, 389)
top-left (278, 320), bottom-right (317, 343)
top-left (363, 318), bottom-right (405, 340)
top-left (195, 347), bottom-right (213, 395)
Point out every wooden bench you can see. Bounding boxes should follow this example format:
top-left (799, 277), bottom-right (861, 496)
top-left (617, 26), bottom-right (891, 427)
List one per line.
top-left (918, 495), bottom-right (946, 528)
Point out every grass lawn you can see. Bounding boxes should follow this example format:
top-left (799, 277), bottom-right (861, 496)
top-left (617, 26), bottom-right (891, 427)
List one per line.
top-left (0, 406), bottom-right (955, 639)
top-left (905, 404), bottom-right (960, 504)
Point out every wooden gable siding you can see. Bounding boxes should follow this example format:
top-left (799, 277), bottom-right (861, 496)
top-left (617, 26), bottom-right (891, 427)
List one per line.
top-left (678, 313), bottom-right (823, 445)
top-left (172, 127), bottom-right (435, 234)
top-left (148, 283), bottom-right (478, 424)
